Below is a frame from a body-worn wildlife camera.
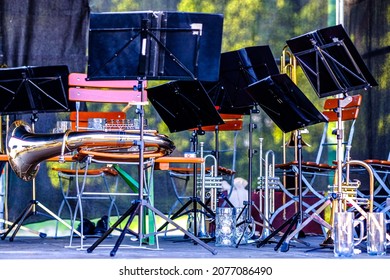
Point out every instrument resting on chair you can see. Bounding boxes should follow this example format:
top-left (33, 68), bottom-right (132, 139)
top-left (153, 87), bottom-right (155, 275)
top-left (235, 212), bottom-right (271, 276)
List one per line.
top-left (6, 120), bottom-right (175, 181)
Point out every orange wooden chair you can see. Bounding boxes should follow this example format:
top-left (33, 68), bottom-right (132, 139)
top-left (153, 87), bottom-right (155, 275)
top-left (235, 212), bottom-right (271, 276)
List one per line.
top-left (53, 73), bottom-right (146, 247)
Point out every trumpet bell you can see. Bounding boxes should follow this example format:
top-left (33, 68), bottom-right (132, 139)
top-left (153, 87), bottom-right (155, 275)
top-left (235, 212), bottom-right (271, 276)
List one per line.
top-left (285, 131), bottom-right (310, 147)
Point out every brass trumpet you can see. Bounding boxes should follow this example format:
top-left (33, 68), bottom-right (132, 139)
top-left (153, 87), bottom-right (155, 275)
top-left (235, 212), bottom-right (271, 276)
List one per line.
top-left (6, 120), bottom-right (175, 181)
top-left (198, 142), bottom-right (223, 237)
top-left (257, 138), bottom-right (281, 240)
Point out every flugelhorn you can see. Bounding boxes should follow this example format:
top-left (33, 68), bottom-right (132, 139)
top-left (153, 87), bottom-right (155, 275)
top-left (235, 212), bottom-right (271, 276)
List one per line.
top-left (6, 120), bottom-right (175, 181)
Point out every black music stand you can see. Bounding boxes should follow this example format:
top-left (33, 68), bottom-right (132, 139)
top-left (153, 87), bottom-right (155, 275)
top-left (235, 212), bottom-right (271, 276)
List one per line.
top-left (148, 80), bottom-right (224, 133)
top-left (286, 24), bottom-right (377, 98)
top-left (208, 45), bottom-right (280, 115)
top-left (85, 11), bottom-right (223, 256)
top-left (148, 80), bottom-right (224, 239)
top-left (246, 74), bottom-right (327, 133)
top-left (246, 73), bottom-right (328, 251)
top-left (0, 65), bottom-right (71, 115)
top-left (281, 25), bottom-right (378, 251)
top-left (87, 11), bottom-right (223, 82)
top-left (0, 65), bottom-right (75, 241)
top-left (206, 46), bottom-right (280, 247)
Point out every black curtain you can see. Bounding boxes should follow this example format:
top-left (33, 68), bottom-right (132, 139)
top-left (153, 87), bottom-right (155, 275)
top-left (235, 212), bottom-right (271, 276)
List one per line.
top-left (0, 0), bottom-right (90, 222)
top-left (0, 0), bottom-right (89, 70)
top-left (345, 0), bottom-right (390, 160)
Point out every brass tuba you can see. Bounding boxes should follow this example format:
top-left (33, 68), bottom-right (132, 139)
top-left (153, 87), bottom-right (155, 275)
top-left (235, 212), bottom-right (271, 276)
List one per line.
top-left (6, 120), bottom-right (175, 181)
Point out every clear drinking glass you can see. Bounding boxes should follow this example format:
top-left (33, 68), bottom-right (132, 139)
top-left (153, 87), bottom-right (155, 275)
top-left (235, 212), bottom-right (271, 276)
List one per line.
top-left (53, 120), bottom-right (71, 133)
top-left (215, 207), bottom-right (236, 247)
top-left (333, 212), bottom-right (364, 257)
top-left (367, 212), bottom-right (388, 256)
top-left (87, 118), bottom-right (106, 130)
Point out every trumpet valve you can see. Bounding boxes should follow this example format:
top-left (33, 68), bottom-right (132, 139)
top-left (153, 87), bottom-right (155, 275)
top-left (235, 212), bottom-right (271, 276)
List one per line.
top-left (256, 176), bottom-right (281, 191)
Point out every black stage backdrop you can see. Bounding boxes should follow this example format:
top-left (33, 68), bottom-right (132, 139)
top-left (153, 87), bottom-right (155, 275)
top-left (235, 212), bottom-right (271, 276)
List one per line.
top-left (345, 0), bottom-right (390, 161)
top-left (0, 0), bottom-right (89, 223)
top-left (0, 0), bottom-right (388, 224)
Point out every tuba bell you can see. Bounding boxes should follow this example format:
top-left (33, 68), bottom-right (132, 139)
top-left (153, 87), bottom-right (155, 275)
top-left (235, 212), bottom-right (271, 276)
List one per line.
top-left (6, 120), bottom-right (175, 181)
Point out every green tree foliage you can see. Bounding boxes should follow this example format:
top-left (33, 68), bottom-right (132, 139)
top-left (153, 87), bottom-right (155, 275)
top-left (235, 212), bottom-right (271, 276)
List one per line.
top-left (178, 0), bottom-right (222, 13)
top-left (87, 0), bottom-right (341, 190)
top-left (173, 0), bottom-right (332, 181)
top-left (85, 0), bottom-right (336, 186)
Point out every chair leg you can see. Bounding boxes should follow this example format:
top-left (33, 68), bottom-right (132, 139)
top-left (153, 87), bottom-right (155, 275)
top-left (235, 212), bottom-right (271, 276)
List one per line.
top-left (68, 162), bottom-right (87, 248)
top-left (104, 175), bottom-right (121, 230)
top-left (55, 174), bottom-right (74, 238)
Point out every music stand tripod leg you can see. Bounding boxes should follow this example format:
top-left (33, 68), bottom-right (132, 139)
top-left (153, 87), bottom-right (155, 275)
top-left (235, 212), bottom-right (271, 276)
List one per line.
top-left (87, 200), bottom-right (140, 254)
top-left (234, 201), bottom-right (254, 247)
top-left (2, 198), bottom-right (82, 241)
top-left (273, 212), bottom-right (301, 251)
top-left (1, 200), bottom-right (47, 241)
top-left (146, 200), bottom-right (218, 254)
top-left (88, 198), bottom-right (218, 256)
top-left (256, 211), bottom-right (297, 248)
top-left (235, 109), bottom-right (258, 248)
top-left (273, 131), bottom-right (312, 252)
top-left (279, 197), bottom-right (333, 252)
top-left (218, 192), bottom-right (235, 208)
top-left (2, 200), bottom-right (34, 240)
top-left (110, 201), bottom-right (142, 257)
top-left (157, 198), bottom-right (194, 232)
top-left (157, 137), bottom-right (215, 239)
